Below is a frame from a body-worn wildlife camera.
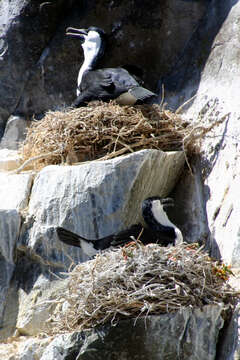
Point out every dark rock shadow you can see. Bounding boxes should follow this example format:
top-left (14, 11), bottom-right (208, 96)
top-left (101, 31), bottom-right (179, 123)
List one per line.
top-left (165, 89), bottom-right (231, 260)
top-left (167, 157), bottom-right (221, 259)
top-left (160, 0), bottom-right (238, 110)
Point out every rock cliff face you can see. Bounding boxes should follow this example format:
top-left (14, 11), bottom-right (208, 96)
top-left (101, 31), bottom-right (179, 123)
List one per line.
top-left (0, 149), bottom-right (185, 342)
top-left (164, 0), bottom-right (240, 267)
top-left (0, 0), bottom-right (240, 359)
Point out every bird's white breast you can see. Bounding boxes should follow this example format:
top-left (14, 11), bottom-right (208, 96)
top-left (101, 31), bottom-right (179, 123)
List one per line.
top-left (77, 31), bottom-right (102, 96)
top-left (151, 200), bottom-right (174, 227)
top-left (151, 200), bottom-right (183, 244)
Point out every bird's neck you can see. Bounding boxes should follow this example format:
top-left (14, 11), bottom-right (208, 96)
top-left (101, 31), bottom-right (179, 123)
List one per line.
top-left (77, 61), bottom-right (91, 96)
top-left (143, 201), bottom-right (183, 244)
top-left (150, 200), bottom-right (175, 228)
top-left (77, 42), bottom-right (101, 96)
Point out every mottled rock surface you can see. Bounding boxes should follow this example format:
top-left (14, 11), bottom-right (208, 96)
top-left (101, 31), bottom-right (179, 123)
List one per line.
top-left (164, 0), bottom-right (240, 268)
top-left (13, 305), bottom-right (225, 360)
top-left (0, 0), bottom-right (76, 133)
top-left (0, 172), bottom-right (33, 211)
top-left (0, 172), bottom-right (33, 337)
top-left (0, 305), bottom-right (226, 360)
top-left (16, 278), bottom-right (68, 336)
top-left (0, 149), bottom-right (21, 171)
top-left (0, 149), bottom-right (184, 340)
top-left (0, 115), bottom-right (30, 150)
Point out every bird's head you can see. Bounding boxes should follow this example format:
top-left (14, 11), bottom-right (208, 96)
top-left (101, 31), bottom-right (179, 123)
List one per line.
top-left (66, 26), bottom-right (106, 61)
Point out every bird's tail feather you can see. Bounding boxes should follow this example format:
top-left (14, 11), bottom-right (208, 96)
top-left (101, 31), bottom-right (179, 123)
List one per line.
top-left (129, 86), bottom-right (157, 101)
top-left (56, 227), bottom-right (87, 248)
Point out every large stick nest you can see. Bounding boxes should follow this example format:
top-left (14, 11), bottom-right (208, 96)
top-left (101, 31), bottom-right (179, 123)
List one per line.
top-left (48, 242), bottom-right (237, 334)
top-left (20, 102), bottom-right (220, 171)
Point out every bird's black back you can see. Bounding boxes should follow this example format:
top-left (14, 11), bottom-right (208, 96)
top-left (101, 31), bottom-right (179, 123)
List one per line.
top-left (80, 68), bottom-right (139, 96)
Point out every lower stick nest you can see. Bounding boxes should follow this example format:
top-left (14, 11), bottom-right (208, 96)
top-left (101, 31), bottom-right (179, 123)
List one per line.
top-left (48, 242), bottom-right (237, 334)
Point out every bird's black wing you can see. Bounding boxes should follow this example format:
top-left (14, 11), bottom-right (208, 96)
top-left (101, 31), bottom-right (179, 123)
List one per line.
top-left (56, 224), bottom-right (144, 250)
top-left (92, 224), bottom-right (175, 249)
top-left (80, 70), bottom-right (114, 93)
top-left (103, 68), bottom-right (139, 89)
top-left (83, 223), bottom-right (144, 250)
top-left (56, 227), bottom-right (83, 248)
top-left (81, 68), bottom-right (139, 93)
top-left (73, 70), bottom-right (117, 106)
top-left (73, 68), bottom-right (144, 107)
top-left (108, 224), bottom-right (144, 246)
top-left (129, 86), bottom-right (157, 101)
top-left (140, 228), bottom-right (175, 246)
top-left (87, 70), bottom-right (113, 86)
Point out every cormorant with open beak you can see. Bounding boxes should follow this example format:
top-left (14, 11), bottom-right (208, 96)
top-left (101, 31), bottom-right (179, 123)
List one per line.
top-left (66, 26), bottom-right (158, 106)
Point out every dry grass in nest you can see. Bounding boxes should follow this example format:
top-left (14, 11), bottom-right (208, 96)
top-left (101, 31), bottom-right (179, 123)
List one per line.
top-left (18, 101), bottom-right (221, 172)
top-left (47, 242), bottom-right (238, 334)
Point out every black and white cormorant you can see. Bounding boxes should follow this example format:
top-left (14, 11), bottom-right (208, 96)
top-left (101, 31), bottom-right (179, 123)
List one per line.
top-left (66, 26), bottom-right (158, 106)
top-left (56, 197), bottom-right (183, 257)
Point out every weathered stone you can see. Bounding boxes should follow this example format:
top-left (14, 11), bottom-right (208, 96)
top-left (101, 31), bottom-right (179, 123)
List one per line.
top-left (163, 1), bottom-right (240, 267)
top-left (0, 172), bottom-right (34, 211)
top-left (16, 277), bottom-right (68, 336)
top-left (0, 172), bottom-right (33, 338)
top-left (161, 0), bottom-right (236, 111)
top-left (0, 115), bottom-right (29, 150)
top-left (18, 338), bottom-right (51, 360)
top-left (41, 305), bottom-right (225, 360)
top-left (40, 332), bottom-right (84, 360)
top-left (0, 305), bottom-right (227, 359)
top-left (19, 149), bottom-right (184, 267)
top-left (0, 209), bottom-right (21, 264)
top-left (0, 209), bottom-right (21, 336)
top-left (0, 149), bottom-right (21, 171)
top-left (0, 336), bottom-right (51, 360)
top-left (217, 301), bottom-right (240, 360)
top-left (0, 0), bottom-right (76, 131)
top-left (168, 159), bottom-right (210, 245)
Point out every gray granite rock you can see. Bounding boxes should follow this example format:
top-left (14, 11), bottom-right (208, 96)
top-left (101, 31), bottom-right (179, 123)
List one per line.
top-left (0, 173), bottom-right (33, 337)
top-left (217, 301), bottom-right (240, 360)
top-left (164, 1), bottom-right (240, 266)
top-left (0, 172), bottom-right (34, 211)
top-left (41, 305), bottom-right (225, 360)
top-left (0, 0), bottom-right (76, 133)
top-left (16, 277), bottom-right (68, 336)
top-left (0, 115), bottom-right (29, 150)
top-left (0, 209), bottom-right (20, 334)
top-left (0, 149), bottom-right (21, 171)
top-left (40, 332), bottom-right (84, 360)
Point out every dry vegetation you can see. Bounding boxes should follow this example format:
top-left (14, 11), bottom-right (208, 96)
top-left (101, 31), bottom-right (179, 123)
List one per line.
top-left (19, 101), bottom-right (222, 171)
top-left (48, 242), bottom-right (237, 334)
